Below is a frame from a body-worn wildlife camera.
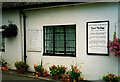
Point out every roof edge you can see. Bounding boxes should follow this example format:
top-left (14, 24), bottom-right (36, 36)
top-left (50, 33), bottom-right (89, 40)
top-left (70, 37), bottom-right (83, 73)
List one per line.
top-left (2, 2), bottom-right (84, 11)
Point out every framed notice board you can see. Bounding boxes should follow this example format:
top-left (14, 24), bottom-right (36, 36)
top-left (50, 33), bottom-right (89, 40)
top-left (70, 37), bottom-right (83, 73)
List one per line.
top-left (86, 21), bottom-right (109, 55)
top-left (27, 28), bottom-right (42, 52)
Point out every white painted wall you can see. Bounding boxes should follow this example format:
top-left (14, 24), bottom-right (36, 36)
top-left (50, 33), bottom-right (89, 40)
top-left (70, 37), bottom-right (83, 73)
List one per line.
top-left (25, 2), bottom-right (119, 80)
top-left (2, 2), bottom-right (119, 80)
top-left (2, 10), bottom-right (23, 69)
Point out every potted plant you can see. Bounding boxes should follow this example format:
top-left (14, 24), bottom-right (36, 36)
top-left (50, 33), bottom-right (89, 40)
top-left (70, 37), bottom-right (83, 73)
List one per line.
top-left (1, 57), bottom-right (8, 71)
top-left (108, 32), bottom-right (120, 57)
top-left (49, 65), bottom-right (60, 79)
top-left (102, 73), bottom-right (120, 82)
top-left (34, 60), bottom-right (47, 77)
top-left (15, 61), bottom-right (29, 74)
top-left (34, 64), bottom-right (44, 77)
top-left (49, 65), bottom-right (67, 79)
top-left (42, 68), bottom-right (48, 77)
top-left (108, 38), bottom-right (120, 57)
top-left (62, 65), bottom-right (83, 82)
top-left (58, 65), bottom-right (67, 75)
top-left (62, 74), bottom-right (70, 82)
top-left (2, 24), bottom-right (18, 38)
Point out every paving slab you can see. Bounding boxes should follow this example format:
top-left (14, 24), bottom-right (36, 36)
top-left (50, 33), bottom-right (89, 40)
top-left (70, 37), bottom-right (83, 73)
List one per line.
top-left (2, 70), bottom-right (61, 82)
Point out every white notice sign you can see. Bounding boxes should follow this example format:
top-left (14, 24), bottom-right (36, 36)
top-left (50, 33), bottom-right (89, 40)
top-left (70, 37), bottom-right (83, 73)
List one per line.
top-left (27, 28), bottom-right (41, 52)
top-left (87, 21), bottom-right (109, 55)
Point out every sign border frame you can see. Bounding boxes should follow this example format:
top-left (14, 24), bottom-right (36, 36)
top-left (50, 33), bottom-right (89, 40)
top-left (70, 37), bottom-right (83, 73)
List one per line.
top-left (86, 21), bottom-right (109, 56)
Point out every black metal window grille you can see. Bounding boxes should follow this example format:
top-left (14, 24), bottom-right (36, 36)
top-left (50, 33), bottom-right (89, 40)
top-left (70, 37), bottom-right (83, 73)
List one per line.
top-left (43, 25), bottom-right (76, 57)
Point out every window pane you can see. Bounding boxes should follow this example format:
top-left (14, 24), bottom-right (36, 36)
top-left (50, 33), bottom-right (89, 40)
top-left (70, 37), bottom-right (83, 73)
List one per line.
top-left (45, 34), bottom-right (53, 41)
top-left (44, 27), bottom-right (53, 54)
top-left (55, 34), bottom-right (64, 41)
top-left (55, 41), bottom-right (64, 54)
top-left (65, 25), bottom-right (76, 54)
top-left (45, 41), bottom-right (53, 54)
top-left (55, 27), bottom-right (64, 54)
top-left (66, 34), bottom-right (75, 41)
top-left (66, 25), bottom-right (75, 33)
top-left (66, 41), bottom-right (75, 47)
top-left (66, 48), bottom-right (75, 55)
top-left (45, 27), bottom-right (53, 33)
top-left (55, 27), bottom-right (64, 33)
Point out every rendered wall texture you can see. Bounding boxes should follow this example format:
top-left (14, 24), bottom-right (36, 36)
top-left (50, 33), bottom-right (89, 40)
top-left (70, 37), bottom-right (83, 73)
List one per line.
top-left (2, 10), bottom-right (23, 69)
top-left (2, 2), bottom-right (119, 80)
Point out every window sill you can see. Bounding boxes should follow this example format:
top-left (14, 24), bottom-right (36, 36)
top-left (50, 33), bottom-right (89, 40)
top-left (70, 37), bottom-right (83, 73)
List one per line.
top-left (43, 53), bottom-right (76, 57)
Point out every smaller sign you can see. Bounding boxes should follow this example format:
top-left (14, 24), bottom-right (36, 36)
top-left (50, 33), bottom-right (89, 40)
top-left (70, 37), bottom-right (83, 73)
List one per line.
top-left (27, 28), bottom-right (42, 52)
top-left (86, 21), bottom-right (109, 55)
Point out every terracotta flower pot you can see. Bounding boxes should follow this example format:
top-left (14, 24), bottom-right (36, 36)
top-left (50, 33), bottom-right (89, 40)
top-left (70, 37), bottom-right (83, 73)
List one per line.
top-left (2, 67), bottom-right (8, 71)
top-left (70, 79), bottom-right (79, 82)
top-left (38, 72), bottom-right (42, 77)
top-left (62, 78), bottom-right (70, 82)
top-left (52, 74), bottom-right (60, 79)
top-left (105, 80), bottom-right (119, 82)
top-left (17, 68), bottom-right (26, 74)
top-left (73, 79), bottom-right (77, 82)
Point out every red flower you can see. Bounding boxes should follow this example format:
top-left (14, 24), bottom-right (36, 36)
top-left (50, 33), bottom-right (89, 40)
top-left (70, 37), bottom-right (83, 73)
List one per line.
top-left (67, 76), bottom-right (70, 78)
top-left (78, 70), bottom-right (81, 73)
top-left (44, 74), bottom-right (47, 76)
top-left (34, 64), bottom-right (37, 68)
top-left (75, 70), bottom-right (78, 72)
top-left (74, 66), bottom-right (76, 69)
top-left (65, 74), bottom-right (67, 76)
top-left (110, 74), bottom-right (114, 76)
top-left (67, 79), bottom-right (70, 82)
top-left (62, 76), bottom-right (64, 78)
top-left (53, 65), bottom-right (56, 67)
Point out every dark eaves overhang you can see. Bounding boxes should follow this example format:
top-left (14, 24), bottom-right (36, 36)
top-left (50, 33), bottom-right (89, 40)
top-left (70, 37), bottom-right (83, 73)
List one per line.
top-left (2, 2), bottom-right (84, 11)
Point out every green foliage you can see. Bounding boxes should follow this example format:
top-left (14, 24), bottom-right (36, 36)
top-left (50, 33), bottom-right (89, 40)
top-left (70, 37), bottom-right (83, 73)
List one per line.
top-left (15, 61), bottom-right (29, 70)
top-left (49, 65), bottom-right (66, 76)
top-left (102, 73), bottom-right (120, 82)
top-left (113, 32), bottom-right (116, 41)
top-left (2, 24), bottom-right (18, 38)
top-left (34, 59), bottom-right (45, 74)
top-left (34, 65), bottom-right (44, 74)
top-left (58, 65), bottom-right (66, 74)
top-left (1, 57), bottom-right (8, 67)
top-left (49, 65), bottom-right (59, 76)
top-left (68, 65), bottom-right (81, 80)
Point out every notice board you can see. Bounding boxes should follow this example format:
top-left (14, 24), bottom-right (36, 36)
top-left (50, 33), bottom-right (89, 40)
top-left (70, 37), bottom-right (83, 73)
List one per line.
top-left (27, 28), bottom-right (41, 52)
top-left (87, 21), bottom-right (109, 55)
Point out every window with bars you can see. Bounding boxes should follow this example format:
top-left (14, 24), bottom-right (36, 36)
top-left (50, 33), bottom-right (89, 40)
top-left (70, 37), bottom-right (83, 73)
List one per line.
top-left (43, 25), bottom-right (76, 57)
top-left (0, 29), bottom-right (5, 52)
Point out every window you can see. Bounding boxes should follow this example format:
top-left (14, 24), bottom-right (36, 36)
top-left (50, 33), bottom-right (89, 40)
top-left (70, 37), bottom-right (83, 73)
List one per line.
top-left (43, 25), bottom-right (76, 57)
top-left (0, 29), bottom-right (5, 51)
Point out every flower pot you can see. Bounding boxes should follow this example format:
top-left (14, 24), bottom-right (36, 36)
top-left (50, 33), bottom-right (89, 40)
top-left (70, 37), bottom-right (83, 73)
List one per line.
top-left (38, 72), bottom-right (42, 77)
top-left (62, 79), bottom-right (70, 82)
top-left (105, 80), bottom-right (119, 82)
top-left (2, 67), bottom-right (8, 71)
top-left (70, 79), bottom-right (79, 82)
top-left (73, 79), bottom-right (76, 82)
top-left (52, 74), bottom-right (60, 79)
top-left (17, 68), bottom-right (26, 74)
